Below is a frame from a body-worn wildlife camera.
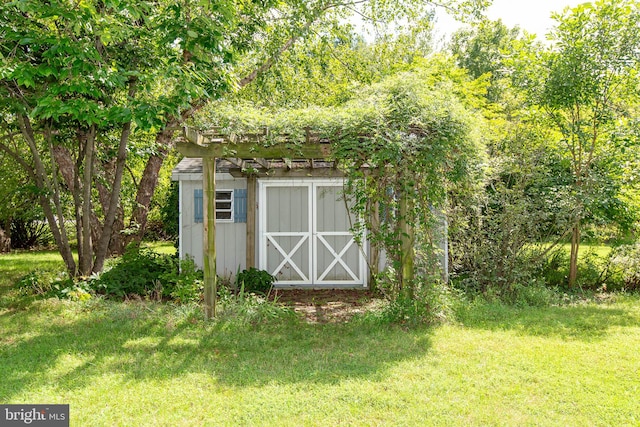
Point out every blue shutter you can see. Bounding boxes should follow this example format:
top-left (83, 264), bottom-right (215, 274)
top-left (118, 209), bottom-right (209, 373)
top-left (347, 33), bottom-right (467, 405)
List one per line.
top-left (234, 188), bottom-right (247, 223)
top-left (194, 189), bottom-right (203, 223)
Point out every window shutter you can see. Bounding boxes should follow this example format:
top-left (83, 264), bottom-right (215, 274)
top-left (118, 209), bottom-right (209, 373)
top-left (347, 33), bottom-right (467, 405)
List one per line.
top-left (194, 189), bottom-right (203, 223)
top-left (234, 188), bottom-right (247, 223)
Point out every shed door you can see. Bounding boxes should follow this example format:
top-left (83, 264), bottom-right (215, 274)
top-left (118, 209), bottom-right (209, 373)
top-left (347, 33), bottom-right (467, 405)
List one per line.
top-left (259, 180), bottom-right (366, 287)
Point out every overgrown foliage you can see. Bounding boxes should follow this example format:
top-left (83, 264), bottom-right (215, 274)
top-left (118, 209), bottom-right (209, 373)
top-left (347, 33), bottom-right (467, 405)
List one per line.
top-left (199, 58), bottom-right (485, 301)
top-left (90, 245), bottom-right (203, 303)
top-left (235, 267), bottom-right (276, 295)
top-left (0, 0), bottom-right (489, 279)
top-left (509, 0), bottom-right (640, 286)
top-left (446, 3), bottom-right (640, 297)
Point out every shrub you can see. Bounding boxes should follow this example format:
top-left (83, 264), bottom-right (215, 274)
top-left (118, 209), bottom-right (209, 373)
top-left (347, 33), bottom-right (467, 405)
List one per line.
top-left (91, 245), bottom-right (203, 302)
top-left (16, 271), bottom-right (50, 295)
top-left (55, 280), bottom-right (93, 301)
top-left (499, 280), bottom-right (557, 308)
top-left (161, 256), bottom-right (203, 303)
top-left (14, 270), bottom-right (94, 301)
top-left (235, 267), bottom-right (275, 295)
top-left (608, 243), bottom-right (640, 292)
top-left (538, 247), bottom-right (619, 291)
top-left (367, 269), bottom-right (458, 325)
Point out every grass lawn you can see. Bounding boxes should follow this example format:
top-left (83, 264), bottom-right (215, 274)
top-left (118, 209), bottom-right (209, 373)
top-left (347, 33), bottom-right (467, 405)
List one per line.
top-left (1, 249), bottom-right (640, 426)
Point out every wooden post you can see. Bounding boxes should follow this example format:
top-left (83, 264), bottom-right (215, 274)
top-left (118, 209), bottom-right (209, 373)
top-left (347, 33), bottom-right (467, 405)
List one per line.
top-left (203, 157), bottom-right (217, 318)
top-left (369, 199), bottom-right (380, 290)
top-left (399, 192), bottom-right (414, 298)
top-left (246, 175), bottom-right (257, 269)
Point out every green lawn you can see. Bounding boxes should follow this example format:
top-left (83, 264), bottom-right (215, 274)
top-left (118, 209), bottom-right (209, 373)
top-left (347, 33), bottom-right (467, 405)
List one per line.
top-left (1, 249), bottom-right (640, 426)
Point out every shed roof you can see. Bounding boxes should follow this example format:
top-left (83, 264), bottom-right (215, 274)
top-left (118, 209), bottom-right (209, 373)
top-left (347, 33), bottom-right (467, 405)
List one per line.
top-left (172, 157), bottom-right (342, 179)
top-left (172, 157), bottom-right (208, 174)
top-left (173, 157), bottom-right (337, 175)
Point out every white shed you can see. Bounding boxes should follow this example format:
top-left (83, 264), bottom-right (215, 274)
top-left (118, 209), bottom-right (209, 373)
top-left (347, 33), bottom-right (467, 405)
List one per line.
top-left (172, 158), bottom-right (372, 288)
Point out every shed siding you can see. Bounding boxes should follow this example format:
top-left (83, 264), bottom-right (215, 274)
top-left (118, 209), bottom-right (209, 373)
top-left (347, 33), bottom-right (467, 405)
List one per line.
top-left (180, 176), bottom-right (247, 279)
top-left (172, 158), bottom-right (448, 287)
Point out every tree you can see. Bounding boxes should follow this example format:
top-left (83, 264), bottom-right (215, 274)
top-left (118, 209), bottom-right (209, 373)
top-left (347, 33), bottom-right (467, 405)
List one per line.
top-left (0, 0), bottom-right (489, 278)
top-left (238, 21), bottom-right (436, 108)
top-left (1, 0), bottom-right (253, 275)
top-left (450, 19), bottom-right (524, 104)
top-left (539, 0), bottom-right (640, 286)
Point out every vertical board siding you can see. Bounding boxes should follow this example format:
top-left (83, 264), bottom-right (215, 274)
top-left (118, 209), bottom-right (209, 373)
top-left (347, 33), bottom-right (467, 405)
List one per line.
top-left (182, 178), bottom-right (247, 279)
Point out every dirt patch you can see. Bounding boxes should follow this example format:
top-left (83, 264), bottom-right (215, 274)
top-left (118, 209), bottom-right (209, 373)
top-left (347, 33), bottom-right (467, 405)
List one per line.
top-left (270, 289), bottom-right (385, 323)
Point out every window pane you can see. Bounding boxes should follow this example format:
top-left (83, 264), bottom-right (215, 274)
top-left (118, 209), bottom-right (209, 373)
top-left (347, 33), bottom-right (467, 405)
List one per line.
top-left (214, 190), bottom-right (233, 221)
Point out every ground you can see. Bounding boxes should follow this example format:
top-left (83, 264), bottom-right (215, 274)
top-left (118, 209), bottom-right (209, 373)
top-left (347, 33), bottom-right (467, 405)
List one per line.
top-left (270, 289), bottom-right (383, 323)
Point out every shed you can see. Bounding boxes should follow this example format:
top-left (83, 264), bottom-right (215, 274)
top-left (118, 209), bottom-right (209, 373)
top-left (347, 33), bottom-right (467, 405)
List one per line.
top-left (172, 157), bottom-right (373, 288)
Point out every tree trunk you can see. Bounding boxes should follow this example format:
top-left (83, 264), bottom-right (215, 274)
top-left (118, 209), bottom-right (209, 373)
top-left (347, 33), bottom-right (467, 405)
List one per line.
top-left (92, 121), bottom-right (131, 273)
top-left (80, 127), bottom-right (96, 275)
top-left (0, 226), bottom-right (11, 253)
top-left (52, 144), bottom-right (87, 273)
top-left (126, 127), bottom-right (175, 246)
top-left (94, 159), bottom-right (126, 255)
top-left (18, 115), bottom-right (76, 276)
top-left (568, 222), bottom-right (580, 287)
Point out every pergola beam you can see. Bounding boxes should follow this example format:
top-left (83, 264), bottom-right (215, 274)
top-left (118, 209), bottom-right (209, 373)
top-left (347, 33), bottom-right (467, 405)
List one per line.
top-left (180, 127), bottom-right (332, 159)
top-left (227, 167), bottom-right (345, 178)
top-left (254, 158), bottom-right (269, 169)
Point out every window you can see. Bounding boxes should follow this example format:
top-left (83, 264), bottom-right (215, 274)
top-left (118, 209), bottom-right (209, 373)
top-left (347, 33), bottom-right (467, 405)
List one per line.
top-left (194, 188), bottom-right (247, 223)
top-left (215, 190), bottom-right (233, 222)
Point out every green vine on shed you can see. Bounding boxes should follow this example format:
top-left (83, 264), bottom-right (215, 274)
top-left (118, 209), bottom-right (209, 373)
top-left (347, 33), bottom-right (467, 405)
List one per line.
top-left (197, 63), bottom-right (485, 295)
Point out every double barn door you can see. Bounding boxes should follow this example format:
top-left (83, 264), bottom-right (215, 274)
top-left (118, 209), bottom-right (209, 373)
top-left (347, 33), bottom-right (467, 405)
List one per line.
top-left (259, 180), bottom-right (366, 287)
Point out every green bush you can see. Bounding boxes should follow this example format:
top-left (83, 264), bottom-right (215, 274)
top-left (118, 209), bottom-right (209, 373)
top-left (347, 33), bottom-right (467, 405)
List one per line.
top-left (366, 269), bottom-right (458, 325)
top-left (538, 248), bottom-right (616, 291)
top-left (235, 267), bottom-right (275, 295)
top-left (16, 271), bottom-right (49, 295)
top-left (608, 243), bottom-right (640, 292)
top-left (14, 270), bottom-right (94, 302)
top-left (499, 280), bottom-right (557, 308)
top-left (162, 256), bottom-right (203, 303)
top-left (91, 245), bottom-right (202, 302)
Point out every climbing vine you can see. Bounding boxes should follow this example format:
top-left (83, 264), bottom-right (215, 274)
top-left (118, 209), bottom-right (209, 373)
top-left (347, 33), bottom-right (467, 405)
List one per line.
top-left (197, 59), bottom-right (485, 295)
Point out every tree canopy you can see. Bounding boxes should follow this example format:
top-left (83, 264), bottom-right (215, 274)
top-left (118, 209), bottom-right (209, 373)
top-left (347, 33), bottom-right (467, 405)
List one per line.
top-left (0, 0), bottom-right (490, 277)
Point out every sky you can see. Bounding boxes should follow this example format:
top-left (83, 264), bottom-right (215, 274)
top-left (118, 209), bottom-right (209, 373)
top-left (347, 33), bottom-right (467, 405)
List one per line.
top-left (434, 0), bottom-right (586, 42)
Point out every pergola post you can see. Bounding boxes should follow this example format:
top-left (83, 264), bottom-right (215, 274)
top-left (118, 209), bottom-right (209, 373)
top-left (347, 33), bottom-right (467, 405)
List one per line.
top-left (399, 191), bottom-right (415, 298)
top-left (246, 175), bottom-right (257, 269)
top-left (203, 156), bottom-right (217, 319)
top-left (369, 199), bottom-right (380, 290)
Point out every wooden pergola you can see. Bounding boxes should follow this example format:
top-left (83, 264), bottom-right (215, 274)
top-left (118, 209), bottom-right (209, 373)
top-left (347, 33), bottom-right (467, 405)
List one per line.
top-left (177, 126), bottom-right (415, 318)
